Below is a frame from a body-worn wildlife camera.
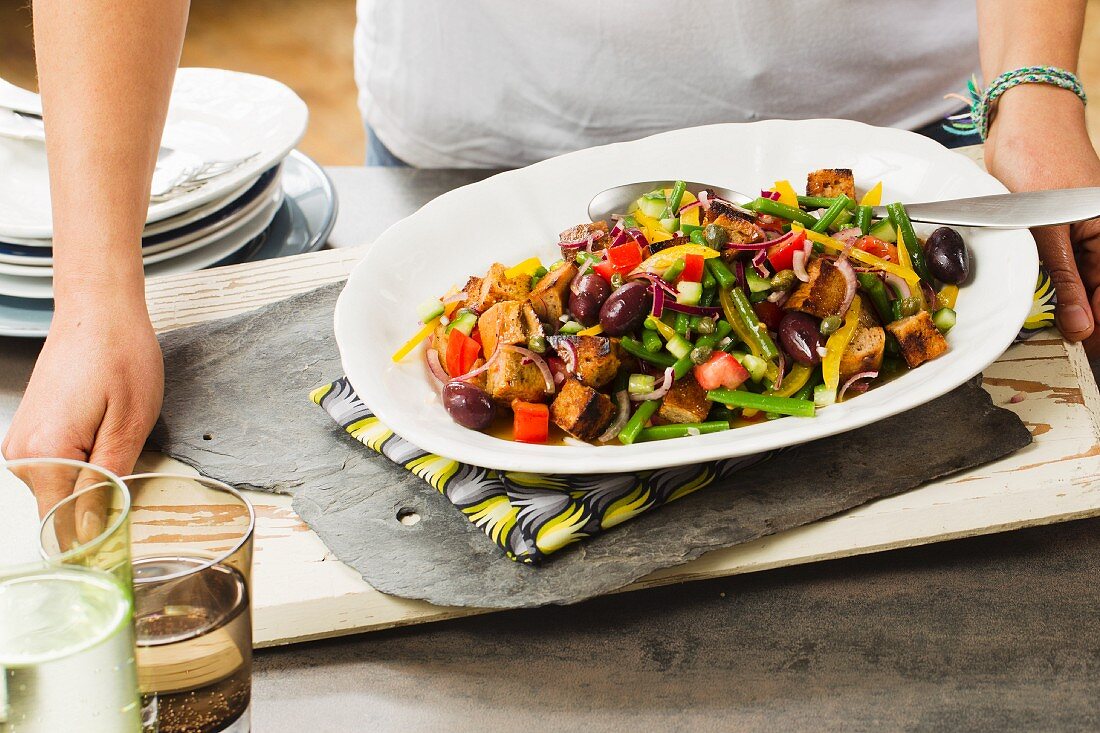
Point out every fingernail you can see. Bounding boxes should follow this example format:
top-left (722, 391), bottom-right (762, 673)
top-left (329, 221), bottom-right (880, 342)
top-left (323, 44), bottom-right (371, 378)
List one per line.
top-left (1059, 304), bottom-right (1092, 335)
top-left (79, 510), bottom-right (106, 543)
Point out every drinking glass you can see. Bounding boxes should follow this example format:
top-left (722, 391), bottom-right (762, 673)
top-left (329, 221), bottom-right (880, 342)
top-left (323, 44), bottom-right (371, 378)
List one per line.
top-left (2, 459), bottom-right (141, 733)
top-left (123, 473), bottom-right (255, 733)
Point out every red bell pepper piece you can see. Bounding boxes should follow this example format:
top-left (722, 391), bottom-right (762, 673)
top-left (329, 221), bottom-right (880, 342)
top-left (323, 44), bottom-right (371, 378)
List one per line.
top-left (512, 401), bottom-right (549, 443)
top-left (680, 253), bottom-right (705, 283)
top-left (694, 352), bottom-right (750, 391)
top-left (606, 241), bottom-right (643, 272)
top-left (752, 300), bottom-right (784, 332)
top-left (767, 230), bottom-right (806, 272)
top-left (446, 328), bottom-right (481, 377)
top-left (593, 260), bottom-right (617, 284)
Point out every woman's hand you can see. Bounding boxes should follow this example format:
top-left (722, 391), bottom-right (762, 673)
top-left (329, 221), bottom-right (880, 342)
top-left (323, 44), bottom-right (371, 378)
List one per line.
top-left (2, 290), bottom-right (163, 516)
top-left (984, 84), bottom-right (1100, 352)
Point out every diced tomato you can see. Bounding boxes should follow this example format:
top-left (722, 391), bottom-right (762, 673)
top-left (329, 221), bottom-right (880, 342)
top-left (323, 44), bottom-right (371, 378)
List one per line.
top-left (757, 214), bottom-right (786, 234)
top-left (767, 230), bottom-right (806, 272)
top-left (512, 401), bottom-right (549, 444)
top-left (752, 300), bottom-right (784, 332)
top-left (854, 235), bottom-right (897, 262)
top-left (593, 260), bottom-right (617, 284)
top-left (606, 241), bottom-right (643, 272)
top-left (446, 328), bottom-right (481, 377)
top-left (694, 352), bottom-right (750, 391)
top-left (680, 253), bottom-right (705, 283)
top-left (470, 327), bottom-right (483, 346)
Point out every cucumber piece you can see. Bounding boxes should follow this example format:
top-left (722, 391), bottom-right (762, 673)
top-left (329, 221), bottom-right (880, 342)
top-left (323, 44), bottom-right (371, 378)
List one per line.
top-left (666, 334), bottom-right (693, 360)
top-left (659, 216), bottom-right (680, 233)
top-left (740, 354), bottom-right (767, 382)
top-left (813, 383), bottom-right (836, 407)
top-left (445, 310), bottom-right (478, 336)
top-left (867, 219), bottom-right (897, 243)
top-left (636, 196), bottom-right (666, 220)
top-left (932, 307), bottom-right (957, 333)
top-left (417, 298), bottom-right (445, 322)
top-left (628, 374), bottom-right (657, 395)
top-left (676, 281), bottom-right (703, 306)
top-left (745, 270), bottom-right (773, 293)
top-left (559, 321), bottom-right (584, 335)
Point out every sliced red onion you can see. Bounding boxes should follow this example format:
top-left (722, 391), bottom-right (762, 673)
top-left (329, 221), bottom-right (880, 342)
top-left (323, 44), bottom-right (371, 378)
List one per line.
top-left (557, 338), bottom-right (578, 373)
top-left (633, 271), bottom-right (677, 295)
top-left (883, 272), bottom-right (911, 299)
top-left (442, 292), bottom-right (468, 305)
top-left (803, 236), bottom-right (813, 257)
top-left (627, 228), bottom-right (649, 249)
top-left (833, 227), bottom-right (861, 246)
top-left (586, 232), bottom-right (603, 253)
top-left (726, 240), bottom-right (771, 251)
top-left (760, 189), bottom-right (781, 201)
top-left (920, 280), bottom-right (937, 310)
top-left (651, 283), bottom-right (667, 318)
top-left (456, 348), bottom-right (501, 382)
top-left (597, 390), bottom-right (632, 442)
top-left (752, 249), bottom-right (770, 277)
top-left (664, 301), bottom-right (721, 317)
top-left (835, 256), bottom-right (858, 314)
top-left (772, 354), bottom-right (785, 391)
top-left (611, 228), bottom-right (632, 247)
top-left (499, 344), bottom-right (555, 393)
top-left (630, 367), bottom-right (675, 401)
top-left (426, 348), bottom-right (449, 384)
top-left (677, 200), bottom-right (703, 215)
top-left (792, 250), bottom-right (810, 282)
top-left (839, 370), bottom-right (879, 401)
top-left (734, 260), bottom-right (748, 295)
top-left (698, 189), bottom-right (711, 210)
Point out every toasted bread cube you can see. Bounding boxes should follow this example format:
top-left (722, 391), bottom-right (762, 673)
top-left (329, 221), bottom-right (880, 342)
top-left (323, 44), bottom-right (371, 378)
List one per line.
top-left (806, 168), bottom-right (856, 200)
top-left (552, 335), bottom-right (621, 388)
top-left (529, 262), bottom-right (578, 324)
top-left (486, 350), bottom-right (548, 403)
top-left (785, 259), bottom-right (849, 319)
top-left (550, 378), bottom-right (615, 441)
top-left (559, 221), bottom-right (609, 261)
top-left (886, 311), bottom-right (949, 368)
top-left (839, 325), bottom-right (886, 383)
top-left (656, 374), bottom-right (711, 424)
top-left (460, 276), bottom-right (483, 308)
top-left (710, 214), bottom-right (762, 247)
top-left (468, 263), bottom-right (531, 313)
top-left (477, 301), bottom-right (527, 358)
top-left (705, 199), bottom-right (755, 224)
top-left (649, 234), bottom-right (688, 254)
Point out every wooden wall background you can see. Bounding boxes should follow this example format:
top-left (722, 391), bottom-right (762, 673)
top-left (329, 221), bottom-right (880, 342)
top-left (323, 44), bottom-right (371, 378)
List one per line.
top-left (0, 0), bottom-right (1097, 166)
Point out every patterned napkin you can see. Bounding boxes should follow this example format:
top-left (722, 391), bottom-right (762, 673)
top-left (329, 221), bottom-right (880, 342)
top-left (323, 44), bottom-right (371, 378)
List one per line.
top-left (311, 267), bottom-right (1054, 564)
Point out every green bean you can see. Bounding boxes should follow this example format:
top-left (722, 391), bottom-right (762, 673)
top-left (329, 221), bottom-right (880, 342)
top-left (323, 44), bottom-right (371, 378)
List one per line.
top-left (705, 257), bottom-right (737, 290)
top-left (618, 399), bottom-right (661, 445)
top-left (635, 421), bottom-right (731, 442)
top-left (619, 337), bottom-right (677, 367)
top-left (811, 194), bottom-right (853, 233)
top-left (832, 208), bottom-right (854, 231)
top-left (700, 269), bottom-right (717, 306)
top-left (705, 388), bottom-right (816, 417)
top-left (748, 198), bottom-right (819, 228)
top-left (640, 329), bottom-right (664, 354)
top-left (663, 180), bottom-right (687, 219)
top-left (727, 287), bottom-right (780, 361)
top-left (689, 230), bottom-right (706, 246)
top-left (792, 368), bottom-right (821, 402)
top-left (662, 258), bottom-right (686, 281)
top-left (797, 195), bottom-right (857, 211)
top-left (856, 272), bottom-right (894, 324)
top-left (887, 202), bottom-right (933, 283)
top-left (855, 206), bottom-right (873, 235)
top-left (675, 312), bottom-right (691, 336)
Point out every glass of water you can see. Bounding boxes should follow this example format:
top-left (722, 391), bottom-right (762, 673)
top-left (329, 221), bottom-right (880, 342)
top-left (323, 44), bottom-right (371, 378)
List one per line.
top-left (122, 473), bottom-right (255, 733)
top-left (2, 459), bottom-right (142, 733)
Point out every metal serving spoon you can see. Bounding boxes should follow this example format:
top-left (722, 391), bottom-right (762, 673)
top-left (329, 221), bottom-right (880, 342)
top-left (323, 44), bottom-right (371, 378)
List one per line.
top-left (588, 181), bottom-right (1100, 229)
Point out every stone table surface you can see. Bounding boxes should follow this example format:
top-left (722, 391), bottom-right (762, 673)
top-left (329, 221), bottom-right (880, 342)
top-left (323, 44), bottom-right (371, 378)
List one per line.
top-left (1, 167), bottom-right (1098, 732)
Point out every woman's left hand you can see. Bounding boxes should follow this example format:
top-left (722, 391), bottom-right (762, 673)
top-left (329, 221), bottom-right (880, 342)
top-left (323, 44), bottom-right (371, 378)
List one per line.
top-left (984, 83), bottom-right (1100, 354)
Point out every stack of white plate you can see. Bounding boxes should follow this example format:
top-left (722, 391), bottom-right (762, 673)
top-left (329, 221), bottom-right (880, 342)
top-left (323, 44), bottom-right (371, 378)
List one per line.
top-left (0, 68), bottom-right (337, 336)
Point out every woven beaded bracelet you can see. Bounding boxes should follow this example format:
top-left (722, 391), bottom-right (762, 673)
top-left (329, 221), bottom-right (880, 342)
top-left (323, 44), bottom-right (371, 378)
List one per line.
top-left (943, 65), bottom-right (1088, 140)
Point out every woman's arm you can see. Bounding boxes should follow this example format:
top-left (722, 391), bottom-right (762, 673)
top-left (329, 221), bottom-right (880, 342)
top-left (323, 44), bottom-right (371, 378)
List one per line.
top-left (977, 0), bottom-right (1100, 349)
top-left (2, 0), bottom-right (189, 515)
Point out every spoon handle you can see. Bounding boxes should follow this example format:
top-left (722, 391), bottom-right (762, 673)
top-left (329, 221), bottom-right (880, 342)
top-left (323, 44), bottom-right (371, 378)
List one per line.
top-left (870, 188), bottom-right (1100, 229)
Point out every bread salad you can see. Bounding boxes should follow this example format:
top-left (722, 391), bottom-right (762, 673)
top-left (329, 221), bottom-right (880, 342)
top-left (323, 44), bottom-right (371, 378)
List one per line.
top-left (393, 170), bottom-right (970, 445)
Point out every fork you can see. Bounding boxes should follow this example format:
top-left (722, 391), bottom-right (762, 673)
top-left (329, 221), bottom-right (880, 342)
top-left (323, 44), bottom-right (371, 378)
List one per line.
top-left (149, 151), bottom-right (260, 202)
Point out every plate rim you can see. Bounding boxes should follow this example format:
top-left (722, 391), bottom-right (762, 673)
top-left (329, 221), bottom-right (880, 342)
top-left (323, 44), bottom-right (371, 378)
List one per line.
top-left (334, 119), bottom-right (1040, 474)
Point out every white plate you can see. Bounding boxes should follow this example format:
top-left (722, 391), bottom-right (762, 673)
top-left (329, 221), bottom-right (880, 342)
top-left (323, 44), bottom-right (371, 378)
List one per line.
top-left (0, 186), bottom-right (283, 299)
top-left (335, 120), bottom-right (1038, 474)
top-left (0, 67), bottom-right (307, 239)
top-left (0, 169), bottom-right (282, 274)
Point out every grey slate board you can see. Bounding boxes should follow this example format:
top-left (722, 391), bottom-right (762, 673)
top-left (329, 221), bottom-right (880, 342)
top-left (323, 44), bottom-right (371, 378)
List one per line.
top-left (152, 283), bottom-right (1031, 608)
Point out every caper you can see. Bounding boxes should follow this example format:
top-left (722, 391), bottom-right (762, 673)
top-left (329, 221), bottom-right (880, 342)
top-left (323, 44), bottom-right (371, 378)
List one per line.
top-left (528, 334), bottom-right (547, 353)
top-left (610, 272), bottom-right (624, 288)
top-left (900, 296), bottom-right (921, 317)
top-left (696, 316), bottom-right (717, 335)
top-left (819, 315), bottom-right (843, 336)
top-left (690, 346), bottom-right (713, 365)
top-left (770, 269), bottom-right (797, 292)
top-left (703, 223), bottom-right (730, 250)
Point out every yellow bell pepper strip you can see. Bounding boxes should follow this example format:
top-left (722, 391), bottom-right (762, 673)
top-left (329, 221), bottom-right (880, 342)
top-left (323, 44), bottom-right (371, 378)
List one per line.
top-left (937, 284), bottom-right (959, 310)
top-left (578, 323), bottom-right (604, 336)
top-left (793, 224), bottom-right (920, 286)
top-left (821, 297), bottom-right (862, 398)
top-left (886, 203), bottom-right (934, 283)
top-left (505, 257), bottom-right (543, 279)
top-left (631, 209), bottom-right (674, 243)
top-left (392, 316), bottom-right (442, 363)
top-left (720, 287), bottom-right (780, 362)
top-left (773, 180), bottom-right (800, 209)
top-left (646, 315), bottom-right (678, 342)
top-left (631, 243), bottom-right (720, 276)
top-left (679, 191), bottom-right (701, 227)
top-left (859, 181), bottom-right (883, 207)
top-left (768, 362), bottom-right (813, 398)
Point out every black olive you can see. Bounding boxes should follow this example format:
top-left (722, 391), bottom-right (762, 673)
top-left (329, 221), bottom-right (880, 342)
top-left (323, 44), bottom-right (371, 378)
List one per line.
top-left (778, 311), bottom-right (824, 366)
top-left (441, 381), bottom-right (496, 430)
top-left (568, 273), bottom-right (612, 326)
top-left (598, 280), bottom-right (652, 336)
top-left (924, 227), bottom-right (970, 284)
